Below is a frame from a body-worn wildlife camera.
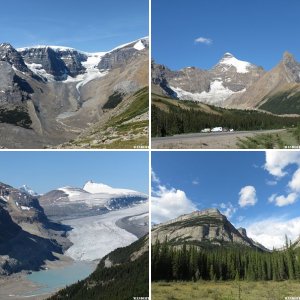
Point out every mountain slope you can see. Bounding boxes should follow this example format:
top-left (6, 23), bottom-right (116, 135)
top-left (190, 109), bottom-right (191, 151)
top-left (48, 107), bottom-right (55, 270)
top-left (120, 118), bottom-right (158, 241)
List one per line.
top-left (225, 52), bottom-right (300, 109)
top-left (0, 182), bottom-right (70, 275)
top-left (58, 87), bottom-right (149, 149)
top-left (48, 236), bottom-right (149, 300)
top-left (0, 38), bottom-right (148, 148)
top-left (152, 209), bottom-right (266, 251)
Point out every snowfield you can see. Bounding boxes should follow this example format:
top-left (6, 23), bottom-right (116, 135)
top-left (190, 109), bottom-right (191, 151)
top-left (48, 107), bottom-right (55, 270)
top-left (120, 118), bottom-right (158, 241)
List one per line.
top-left (171, 80), bottom-right (245, 104)
top-left (63, 202), bottom-right (148, 261)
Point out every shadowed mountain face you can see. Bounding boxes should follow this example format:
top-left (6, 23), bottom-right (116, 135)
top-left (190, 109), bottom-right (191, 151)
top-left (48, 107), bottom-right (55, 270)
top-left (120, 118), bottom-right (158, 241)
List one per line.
top-left (0, 182), bottom-right (71, 275)
top-left (152, 52), bottom-right (300, 113)
top-left (0, 38), bottom-right (148, 148)
top-left (152, 208), bottom-right (268, 251)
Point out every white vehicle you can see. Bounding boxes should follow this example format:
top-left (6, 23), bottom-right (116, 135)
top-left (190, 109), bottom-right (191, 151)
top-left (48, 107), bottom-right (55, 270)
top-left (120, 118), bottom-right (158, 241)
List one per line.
top-left (211, 127), bottom-right (223, 132)
top-left (229, 128), bottom-right (234, 132)
top-left (201, 128), bottom-right (211, 133)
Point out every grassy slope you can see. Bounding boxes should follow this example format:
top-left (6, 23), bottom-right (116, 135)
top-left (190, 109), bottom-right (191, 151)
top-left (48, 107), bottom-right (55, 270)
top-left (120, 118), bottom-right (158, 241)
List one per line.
top-left (259, 89), bottom-right (300, 115)
top-left (237, 128), bottom-right (300, 149)
top-left (48, 236), bottom-right (149, 300)
top-left (63, 87), bottom-right (149, 149)
top-left (152, 281), bottom-right (300, 300)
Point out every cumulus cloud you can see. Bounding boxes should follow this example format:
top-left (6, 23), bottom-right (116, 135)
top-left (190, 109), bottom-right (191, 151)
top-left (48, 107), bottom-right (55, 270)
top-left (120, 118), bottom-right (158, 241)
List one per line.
top-left (151, 171), bottom-right (197, 224)
top-left (264, 151), bottom-right (300, 178)
top-left (246, 217), bottom-right (300, 250)
top-left (238, 186), bottom-right (257, 207)
top-left (194, 37), bottom-right (212, 45)
top-left (268, 193), bottom-right (298, 207)
top-left (219, 202), bottom-right (237, 219)
top-left (289, 168), bottom-right (300, 192)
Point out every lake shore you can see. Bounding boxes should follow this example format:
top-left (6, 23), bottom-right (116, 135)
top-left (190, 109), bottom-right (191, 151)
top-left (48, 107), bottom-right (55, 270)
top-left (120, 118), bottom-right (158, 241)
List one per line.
top-left (0, 254), bottom-right (74, 300)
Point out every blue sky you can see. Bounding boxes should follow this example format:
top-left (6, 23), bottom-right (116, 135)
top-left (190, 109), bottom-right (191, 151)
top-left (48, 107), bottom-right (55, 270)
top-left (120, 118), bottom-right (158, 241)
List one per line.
top-left (152, 0), bottom-right (300, 70)
top-left (0, 0), bottom-right (148, 52)
top-left (152, 151), bottom-right (300, 249)
top-left (0, 151), bottom-right (149, 194)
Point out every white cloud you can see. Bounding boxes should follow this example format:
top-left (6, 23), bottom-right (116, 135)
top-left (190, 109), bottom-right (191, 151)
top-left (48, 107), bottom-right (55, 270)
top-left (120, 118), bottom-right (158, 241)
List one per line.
top-left (289, 168), bottom-right (300, 193)
top-left (151, 169), bottom-right (160, 184)
top-left (246, 217), bottom-right (300, 250)
top-left (194, 37), bottom-right (212, 45)
top-left (269, 193), bottom-right (298, 207)
top-left (238, 186), bottom-right (257, 207)
top-left (192, 179), bottom-right (199, 185)
top-left (151, 171), bottom-right (197, 224)
top-left (264, 151), bottom-right (300, 178)
top-left (237, 216), bottom-right (245, 222)
top-left (219, 202), bottom-right (237, 219)
top-left (266, 180), bottom-right (277, 186)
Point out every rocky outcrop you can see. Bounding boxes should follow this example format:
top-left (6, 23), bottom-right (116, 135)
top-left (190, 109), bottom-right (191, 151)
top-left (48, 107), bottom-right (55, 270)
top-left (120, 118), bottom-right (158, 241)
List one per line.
top-left (152, 208), bottom-right (266, 251)
top-left (98, 38), bottom-right (148, 70)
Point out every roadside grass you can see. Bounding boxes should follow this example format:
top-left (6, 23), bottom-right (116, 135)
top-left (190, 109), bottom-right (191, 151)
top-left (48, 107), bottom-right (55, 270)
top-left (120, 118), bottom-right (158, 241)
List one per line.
top-left (152, 280), bottom-right (300, 300)
top-left (237, 128), bottom-right (300, 149)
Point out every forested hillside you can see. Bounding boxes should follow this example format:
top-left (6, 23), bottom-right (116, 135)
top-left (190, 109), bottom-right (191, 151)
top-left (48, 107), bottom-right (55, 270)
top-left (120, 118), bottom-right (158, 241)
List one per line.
top-left (152, 94), bottom-right (300, 137)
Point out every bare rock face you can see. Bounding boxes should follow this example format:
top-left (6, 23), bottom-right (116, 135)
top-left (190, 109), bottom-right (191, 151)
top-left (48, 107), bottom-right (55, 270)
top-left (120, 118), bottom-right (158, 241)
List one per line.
top-left (152, 209), bottom-right (265, 250)
top-left (225, 52), bottom-right (300, 109)
top-left (98, 38), bottom-right (148, 70)
top-left (0, 182), bottom-right (71, 275)
top-left (0, 43), bottom-right (29, 73)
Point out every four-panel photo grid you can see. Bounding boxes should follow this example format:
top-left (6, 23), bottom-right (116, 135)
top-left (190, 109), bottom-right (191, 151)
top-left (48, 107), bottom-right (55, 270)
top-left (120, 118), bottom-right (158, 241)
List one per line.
top-left (0, 0), bottom-right (300, 299)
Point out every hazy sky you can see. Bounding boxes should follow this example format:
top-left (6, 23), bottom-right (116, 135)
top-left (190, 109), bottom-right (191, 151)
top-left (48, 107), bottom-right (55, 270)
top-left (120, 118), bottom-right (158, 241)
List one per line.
top-left (152, 0), bottom-right (300, 70)
top-left (0, 151), bottom-right (149, 194)
top-left (0, 0), bottom-right (148, 52)
top-left (152, 151), bottom-right (300, 249)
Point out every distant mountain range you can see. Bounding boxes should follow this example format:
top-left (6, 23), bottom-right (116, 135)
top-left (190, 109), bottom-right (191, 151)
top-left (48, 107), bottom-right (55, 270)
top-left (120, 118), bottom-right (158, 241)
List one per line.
top-left (0, 38), bottom-right (149, 148)
top-left (152, 51), bottom-right (300, 114)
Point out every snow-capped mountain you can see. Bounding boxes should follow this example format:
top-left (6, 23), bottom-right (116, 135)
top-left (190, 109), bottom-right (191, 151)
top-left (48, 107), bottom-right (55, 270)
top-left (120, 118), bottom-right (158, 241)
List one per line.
top-left (152, 51), bottom-right (300, 112)
top-left (83, 180), bottom-right (143, 196)
top-left (0, 37), bottom-right (148, 148)
top-left (19, 184), bottom-right (39, 197)
top-left (152, 52), bottom-right (264, 106)
top-left (39, 181), bottom-right (148, 220)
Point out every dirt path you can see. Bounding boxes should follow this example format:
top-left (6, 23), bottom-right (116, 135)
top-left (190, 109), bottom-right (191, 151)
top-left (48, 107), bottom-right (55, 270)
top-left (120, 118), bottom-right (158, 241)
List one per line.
top-left (152, 129), bottom-right (285, 149)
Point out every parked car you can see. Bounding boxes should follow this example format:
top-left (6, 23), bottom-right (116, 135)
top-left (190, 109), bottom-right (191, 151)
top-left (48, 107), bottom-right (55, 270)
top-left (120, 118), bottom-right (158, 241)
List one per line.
top-left (201, 128), bottom-right (211, 133)
top-left (211, 127), bottom-right (223, 132)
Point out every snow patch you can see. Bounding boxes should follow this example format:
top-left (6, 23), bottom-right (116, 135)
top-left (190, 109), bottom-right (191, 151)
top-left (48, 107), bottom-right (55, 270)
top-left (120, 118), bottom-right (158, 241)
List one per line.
top-left (133, 40), bottom-right (145, 51)
top-left (83, 180), bottom-right (142, 197)
top-left (171, 80), bottom-right (245, 104)
top-left (219, 54), bottom-right (252, 73)
top-left (20, 205), bottom-right (30, 210)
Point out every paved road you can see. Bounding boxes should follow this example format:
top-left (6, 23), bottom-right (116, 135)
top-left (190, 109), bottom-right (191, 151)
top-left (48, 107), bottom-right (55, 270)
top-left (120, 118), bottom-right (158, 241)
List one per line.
top-left (152, 129), bottom-right (285, 149)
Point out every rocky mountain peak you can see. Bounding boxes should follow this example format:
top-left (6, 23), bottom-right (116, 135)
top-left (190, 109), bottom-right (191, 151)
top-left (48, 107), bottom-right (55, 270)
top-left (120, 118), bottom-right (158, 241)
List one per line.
top-left (238, 227), bottom-right (247, 237)
top-left (0, 43), bottom-right (29, 73)
top-left (283, 51), bottom-right (295, 63)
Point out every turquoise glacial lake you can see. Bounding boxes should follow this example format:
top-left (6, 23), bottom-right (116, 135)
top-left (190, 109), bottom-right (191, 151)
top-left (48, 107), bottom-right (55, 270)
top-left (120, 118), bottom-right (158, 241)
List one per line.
top-left (23, 260), bottom-right (96, 296)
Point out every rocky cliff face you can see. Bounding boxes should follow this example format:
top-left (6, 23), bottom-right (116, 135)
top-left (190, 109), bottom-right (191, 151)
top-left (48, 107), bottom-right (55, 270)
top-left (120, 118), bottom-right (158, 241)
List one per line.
top-left (152, 208), bottom-right (266, 250)
top-left (0, 182), bottom-right (71, 275)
